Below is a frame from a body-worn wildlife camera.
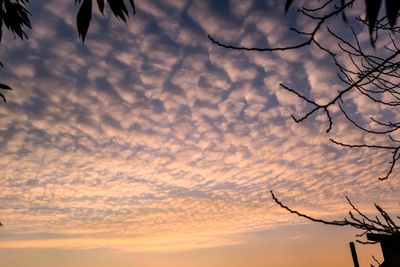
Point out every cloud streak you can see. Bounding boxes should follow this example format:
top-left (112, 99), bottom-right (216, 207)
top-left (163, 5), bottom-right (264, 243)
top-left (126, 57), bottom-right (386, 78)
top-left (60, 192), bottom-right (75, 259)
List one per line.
top-left (0, 232), bottom-right (241, 253)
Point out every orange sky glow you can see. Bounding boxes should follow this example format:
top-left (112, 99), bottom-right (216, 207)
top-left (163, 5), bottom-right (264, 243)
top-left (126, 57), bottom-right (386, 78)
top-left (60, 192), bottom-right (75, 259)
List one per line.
top-left (0, 1), bottom-right (399, 266)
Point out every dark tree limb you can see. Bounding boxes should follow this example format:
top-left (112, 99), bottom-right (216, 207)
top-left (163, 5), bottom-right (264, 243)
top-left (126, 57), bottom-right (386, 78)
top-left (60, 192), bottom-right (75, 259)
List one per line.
top-left (271, 191), bottom-right (400, 242)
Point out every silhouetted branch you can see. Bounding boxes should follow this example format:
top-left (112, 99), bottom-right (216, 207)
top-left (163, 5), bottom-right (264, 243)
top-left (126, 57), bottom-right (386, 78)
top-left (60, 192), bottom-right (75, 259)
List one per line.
top-left (271, 191), bottom-right (400, 242)
top-left (271, 190), bottom-right (348, 226)
top-left (329, 138), bottom-right (400, 180)
top-left (372, 255), bottom-right (382, 267)
top-left (210, 0), bottom-right (400, 179)
top-left (208, 0), bottom-right (355, 52)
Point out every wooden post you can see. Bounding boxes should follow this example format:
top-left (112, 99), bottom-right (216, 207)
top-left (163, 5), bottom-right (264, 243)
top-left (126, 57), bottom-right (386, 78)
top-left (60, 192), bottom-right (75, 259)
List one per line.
top-left (349, 242), bottom-right (360, 267)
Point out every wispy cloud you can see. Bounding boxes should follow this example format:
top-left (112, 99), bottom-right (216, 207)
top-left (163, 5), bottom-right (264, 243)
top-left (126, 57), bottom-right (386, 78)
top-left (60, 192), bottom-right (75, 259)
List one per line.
top-left (0, 232), bottom-right (241, 252)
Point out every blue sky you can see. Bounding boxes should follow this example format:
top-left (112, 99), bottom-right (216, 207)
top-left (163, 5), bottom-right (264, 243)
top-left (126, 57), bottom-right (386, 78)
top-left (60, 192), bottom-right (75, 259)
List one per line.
top-left (0, 1), bottom-right (399, 266)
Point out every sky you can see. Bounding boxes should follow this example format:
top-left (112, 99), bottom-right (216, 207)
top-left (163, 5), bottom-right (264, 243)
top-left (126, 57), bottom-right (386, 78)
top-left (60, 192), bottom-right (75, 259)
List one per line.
top-left (0, 1), bottom-right (399, 266)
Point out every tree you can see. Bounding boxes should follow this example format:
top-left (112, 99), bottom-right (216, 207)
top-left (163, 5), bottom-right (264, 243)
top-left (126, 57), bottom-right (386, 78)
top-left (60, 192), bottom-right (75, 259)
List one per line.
top-left (271, 191), bottom-right (399, 242)
top-left (209, 0), bottom-right (399, 264)
top-left (0, 0), bottom-right (136, 102)
top-left (209, 0), bottom-right (400, 181)
top-left (0, 0), bottom-right (398, 259)
top-left (0, 0), bottom-right (136, 227)
top-left (2, 3), bottom-right (398, 174)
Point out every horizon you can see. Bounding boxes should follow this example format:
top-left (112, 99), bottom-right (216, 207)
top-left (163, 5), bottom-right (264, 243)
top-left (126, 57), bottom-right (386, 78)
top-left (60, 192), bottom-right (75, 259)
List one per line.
top-left (0, 1), bottom-right (399, 266)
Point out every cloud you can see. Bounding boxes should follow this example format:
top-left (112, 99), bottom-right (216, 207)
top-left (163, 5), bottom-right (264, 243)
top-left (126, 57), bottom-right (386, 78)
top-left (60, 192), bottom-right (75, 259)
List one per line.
top-left (0, 0), bottom-right (399, 253)
top-left (0, 232), bottom-right (241, 253)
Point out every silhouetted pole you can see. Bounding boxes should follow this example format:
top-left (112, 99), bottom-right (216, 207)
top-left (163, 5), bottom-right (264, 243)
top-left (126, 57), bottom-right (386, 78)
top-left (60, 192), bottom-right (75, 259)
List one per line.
top-left (349, 242), bottom-right (360, 267)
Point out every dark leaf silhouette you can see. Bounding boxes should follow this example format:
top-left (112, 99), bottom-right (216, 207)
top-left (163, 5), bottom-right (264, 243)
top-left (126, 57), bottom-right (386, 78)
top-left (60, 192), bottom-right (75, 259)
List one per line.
top-left (341, 0), bottom-right (348, 22)
top-left (365, 0), bottom-right (382, 37)
top-left (107, 0), bottom-right (128, 22)
top-left (0, 0), bottom-right (31, 42)
top-left (97, 0), bottom-right (104, 14)
top-left (76, 0), bottom-right (92, 41)
top-left (0, 83), bottom-right (12, 90)
top-left (0, 18), bottom-right (2, 43)
top-left (0, 83), bottom-right (12, 103)
top-left (386, 0), bottom-right (400, 27)
top-left (75, 0), bottom-right (136, 41)
top-left (1, 0), bottom-right (137, 102)
top-left (285, 0), bottom-right (294, 13)
top-left (0, 0), bottom-right (31, 102)
top-left (128, 0), bottom-right (136, 15)
top-left (209, 0), bottom-right (400, 179)
top-left (284, 0), bottom-right (400, 47)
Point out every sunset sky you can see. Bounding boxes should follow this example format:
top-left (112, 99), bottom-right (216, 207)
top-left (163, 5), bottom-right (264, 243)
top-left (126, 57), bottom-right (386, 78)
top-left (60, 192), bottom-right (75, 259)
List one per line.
top-left (0, 1), bottom-right (399, 266)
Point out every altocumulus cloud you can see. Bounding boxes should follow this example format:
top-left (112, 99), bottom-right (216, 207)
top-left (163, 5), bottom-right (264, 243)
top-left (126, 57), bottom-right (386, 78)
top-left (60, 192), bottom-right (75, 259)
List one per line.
top-left (0, 0), bottom-right (399, 251)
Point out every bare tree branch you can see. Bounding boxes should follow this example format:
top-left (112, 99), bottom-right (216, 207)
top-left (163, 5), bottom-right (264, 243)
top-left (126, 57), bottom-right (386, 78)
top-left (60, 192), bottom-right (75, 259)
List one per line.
top-left (271, 191), bottom-right (400, 242)
top-left (210, 0), bottom-right (400, 179)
